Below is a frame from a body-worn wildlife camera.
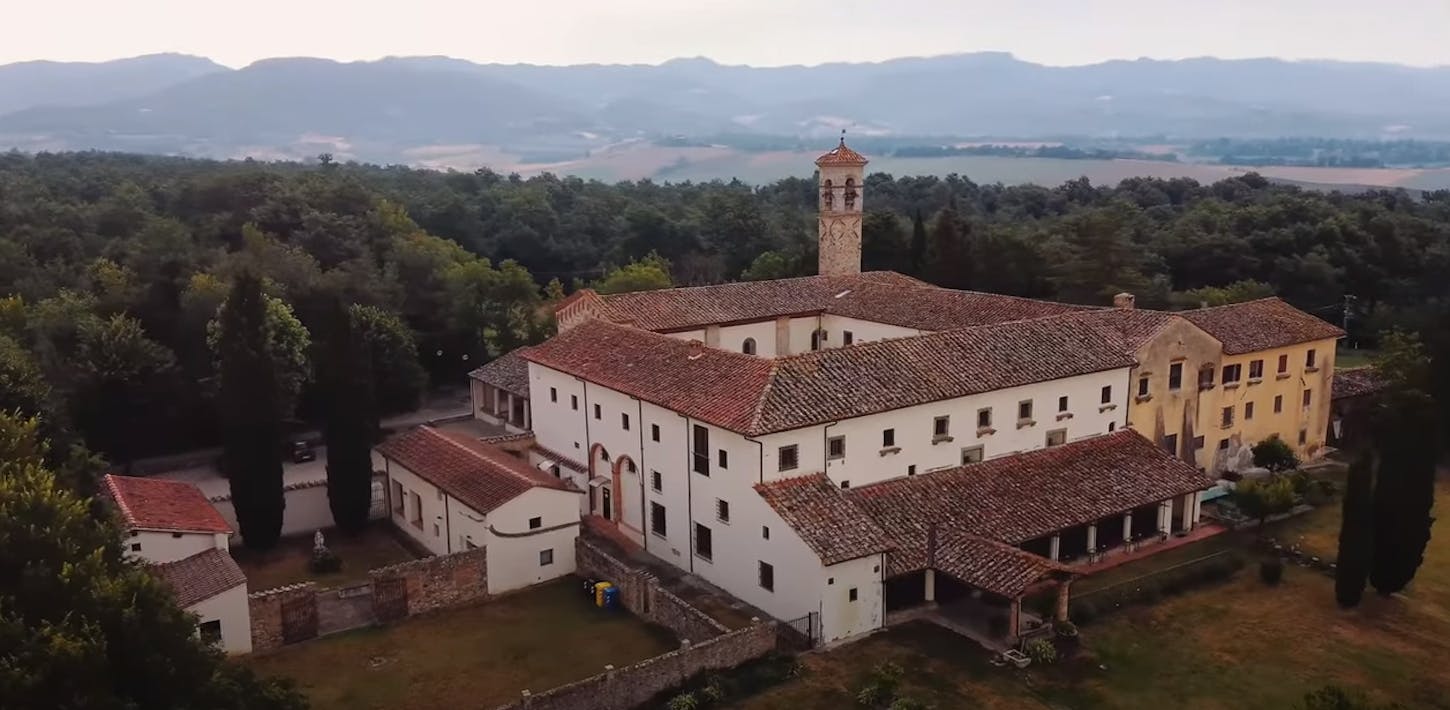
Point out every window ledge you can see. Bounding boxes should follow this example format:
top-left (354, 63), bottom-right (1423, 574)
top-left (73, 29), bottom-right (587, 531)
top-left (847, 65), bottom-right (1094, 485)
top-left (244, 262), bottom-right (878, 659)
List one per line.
top-left (1198, 384), bottom-right (1216, 391)
top-left (1220, 423), bottom-right (1234, 430)
top-left (1134, 394), bottom-right (1153, 403)
top-left (1276, 373), bottom-right (1292, 381)
top-left (1305, 366), bottom-right (1321, 374)
top-left (1016, 419), bottom-right (1036, 430)
top-left (1098, 404), bottom-right (1118, 413)
top-left (976, 426), bottom-right (996, 437)
top-left (931, 435), bottom-right (954, 444)
top-left (1055, 412), bottom-right (1073, 421)
top-left (879, 446), bottom-right (901, 456)
top-left (1222, 382), bottom-right (1241, 391)
top-left (1247, 377), bottom-right (1263, 386)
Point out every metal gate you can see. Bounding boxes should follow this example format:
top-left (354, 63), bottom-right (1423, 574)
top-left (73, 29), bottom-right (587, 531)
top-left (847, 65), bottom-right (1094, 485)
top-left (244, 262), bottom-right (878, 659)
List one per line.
top-left (280, 594), bottom-right (318, 645)
top-left (373, 576), bottom-right (409, 623)
top-left (779, 611), bottom-right (820, 651)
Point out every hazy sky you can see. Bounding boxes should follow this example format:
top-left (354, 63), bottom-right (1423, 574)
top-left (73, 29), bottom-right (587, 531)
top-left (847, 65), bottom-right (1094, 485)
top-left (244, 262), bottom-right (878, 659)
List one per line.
top-left (5, 0), bottom-right (1447, 68)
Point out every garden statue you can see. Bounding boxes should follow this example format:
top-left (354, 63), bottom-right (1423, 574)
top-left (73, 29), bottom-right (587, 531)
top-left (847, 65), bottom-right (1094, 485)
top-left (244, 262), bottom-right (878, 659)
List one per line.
top-left (314, 530), bottom-right (325, 552)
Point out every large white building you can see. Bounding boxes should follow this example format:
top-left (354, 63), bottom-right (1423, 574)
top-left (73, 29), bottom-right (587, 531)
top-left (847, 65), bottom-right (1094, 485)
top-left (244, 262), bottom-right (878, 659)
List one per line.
top-left (103, 474), bottom-right (252, 654)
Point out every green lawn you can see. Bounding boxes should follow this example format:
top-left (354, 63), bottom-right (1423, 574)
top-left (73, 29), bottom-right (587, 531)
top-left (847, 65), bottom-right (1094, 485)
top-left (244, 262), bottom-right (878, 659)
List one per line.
top-left (744, 474), bottom-right (1450, 709)
top-left (243, 578), bottom-right (679, 710)
top-left (232, 525), bottom-right (418, 591)
top-left (1336, 347), bottom-right (1379, 370)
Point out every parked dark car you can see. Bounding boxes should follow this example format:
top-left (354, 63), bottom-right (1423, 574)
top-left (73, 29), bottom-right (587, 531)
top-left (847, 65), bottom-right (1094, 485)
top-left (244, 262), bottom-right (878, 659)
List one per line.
top-left (290, 441), bottom-right (316, 464)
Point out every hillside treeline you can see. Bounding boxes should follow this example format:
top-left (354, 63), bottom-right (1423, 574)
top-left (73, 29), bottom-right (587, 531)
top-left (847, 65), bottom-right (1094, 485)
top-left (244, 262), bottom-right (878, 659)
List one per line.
top-left (2, 151), bottom-right (1449, 463)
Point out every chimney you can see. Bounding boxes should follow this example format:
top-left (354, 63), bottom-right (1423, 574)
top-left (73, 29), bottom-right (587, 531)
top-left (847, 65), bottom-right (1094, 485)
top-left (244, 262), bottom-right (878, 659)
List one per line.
top-left (1113, 292), bottom-right (1136, 310)
top-left (687, 339), bottom-right (704, 360)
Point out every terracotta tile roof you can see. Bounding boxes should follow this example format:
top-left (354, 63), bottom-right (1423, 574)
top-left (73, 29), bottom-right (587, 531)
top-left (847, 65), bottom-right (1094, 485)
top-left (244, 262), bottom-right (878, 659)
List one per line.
top-left (931, 530), bottom-right (1072, 598)
top-left (149, 549), bottom-right (246, 607)
top-left (521, 319), bottom-right (777, 433)
top-left (1044, 308), bottom-right (1185, 353)
top-left (468, 347), bottom-right (532, 398)
top-left (1333, 367), bottom-right (1387, 400)
top-left (849, 430), bottom-right (1214, 574)
top-left (824, 281), bottom-right (1093, 331)
top-left (1176, 298), bottom-right (1344, 355)
top-left (376, 426), bottom-right (578, 514)
top-left (815, 139), bottom-right (870, 167)
top-left (103, 474), bottom-right (231, 534)
top-left (754, 473), bottom-right (893, 565)
top-left (753, 315), bottom-right (1137, 433)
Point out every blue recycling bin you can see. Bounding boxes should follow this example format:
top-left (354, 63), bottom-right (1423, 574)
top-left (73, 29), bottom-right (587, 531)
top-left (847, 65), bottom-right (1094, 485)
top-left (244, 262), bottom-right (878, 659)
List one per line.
top-left (601, 585), bottom-right (620, 609)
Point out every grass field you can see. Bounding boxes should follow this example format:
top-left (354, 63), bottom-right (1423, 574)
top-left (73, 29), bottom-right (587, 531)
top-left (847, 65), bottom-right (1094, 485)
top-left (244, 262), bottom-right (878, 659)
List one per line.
top-left (242, 578), bottom-right (678, 710)
top-left (742, 474), bottom-right (1450, 709)
top-left (232, 526), bottom-right (418, 591)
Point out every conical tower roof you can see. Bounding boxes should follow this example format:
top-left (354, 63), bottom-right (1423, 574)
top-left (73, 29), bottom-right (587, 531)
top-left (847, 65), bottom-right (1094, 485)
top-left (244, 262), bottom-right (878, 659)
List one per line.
top-left (815, 136), bottom-right (869, 167)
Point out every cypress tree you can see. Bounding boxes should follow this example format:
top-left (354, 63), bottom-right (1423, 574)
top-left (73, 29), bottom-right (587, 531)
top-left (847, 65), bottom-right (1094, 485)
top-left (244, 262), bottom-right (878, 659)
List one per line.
top-left (320, 299), bottom-right (378, 533)
top-left (1369, 390), bottom-right (1440, 595)
top-left (909, 209), bottom-right (928, 276)
top-left (218, 272), bottom-right (286, 549)
top-left (1335, 452), bottom-right (1374, 607)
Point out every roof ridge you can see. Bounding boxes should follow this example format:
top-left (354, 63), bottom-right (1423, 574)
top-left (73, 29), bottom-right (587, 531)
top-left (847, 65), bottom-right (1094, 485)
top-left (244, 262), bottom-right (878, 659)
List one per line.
top-left (102, 474), bottom-right (136, 526)
top-left (425, 427), bottom-right (546, 489)
top-left (1174, 296), bottom-right (1284, 313)
top-left (747, 360), bottom-right (784, 435)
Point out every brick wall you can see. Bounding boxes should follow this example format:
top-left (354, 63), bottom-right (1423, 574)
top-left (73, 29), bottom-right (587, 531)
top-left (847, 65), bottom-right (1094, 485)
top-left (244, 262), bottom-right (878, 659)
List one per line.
top-left (369, 546), bottom-right (489, 616)
top-left (248, 583), bottom-right (316, 653)
top-left (574, 537), bottom-right (728, 642)
top-left (495, 621), bottom-right (778, 710)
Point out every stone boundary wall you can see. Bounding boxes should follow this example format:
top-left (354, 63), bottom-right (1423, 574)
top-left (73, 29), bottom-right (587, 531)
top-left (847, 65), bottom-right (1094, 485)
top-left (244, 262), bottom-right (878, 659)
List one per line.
top-left (495, 621), bottom-right (778, 710)
top-left (248, 582), bottom-right (317, 653)
top-left (369, 546), bottom-right (490, 616)
top-left (574, 537), bottom-right (728, 642)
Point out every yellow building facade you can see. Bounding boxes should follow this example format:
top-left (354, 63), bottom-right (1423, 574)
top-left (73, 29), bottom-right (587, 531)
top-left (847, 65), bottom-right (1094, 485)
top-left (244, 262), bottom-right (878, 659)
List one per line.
top-left (1204, 338), bottom-right (1339, 468)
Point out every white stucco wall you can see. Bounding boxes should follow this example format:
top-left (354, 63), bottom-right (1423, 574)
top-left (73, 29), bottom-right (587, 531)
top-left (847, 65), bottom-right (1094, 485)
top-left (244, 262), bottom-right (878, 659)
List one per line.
top-left (126, 530), bottom-right (226, 564)
top-left (188, 583), bottom-right (252, 654)
top-left (820, 315), bottom-right (923, 345)
top-left (382, 459), bottom-right (451, 556)
top-left (482, 488), bottom-right (581, 594)
top-left (820, 554), bottom-right (885, 643)
top-left (211, 479), bottom-right (386, 544)
top-left (756, 367), bottom-right (1134, 488)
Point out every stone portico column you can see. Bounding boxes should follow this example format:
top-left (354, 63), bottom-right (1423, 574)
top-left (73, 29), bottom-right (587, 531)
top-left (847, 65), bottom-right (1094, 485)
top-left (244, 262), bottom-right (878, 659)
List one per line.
top-left (1086, 524), bottom-right (1097, 553)
top-left (1157, 501), bottom-right (1171, 534)
top-left (1009, 599), bottom-right (1022, 641)
top-left (1054, 580), bottom-right (1071, 621)
top-left (1122, 512), bottom-right (1133, 542)
top-left (924, 569), bottom-right (936, 602)
top-left (1049, 535), bottom-right (1061, 562)
top-left (1179, 492), bottom-right (1196, 533)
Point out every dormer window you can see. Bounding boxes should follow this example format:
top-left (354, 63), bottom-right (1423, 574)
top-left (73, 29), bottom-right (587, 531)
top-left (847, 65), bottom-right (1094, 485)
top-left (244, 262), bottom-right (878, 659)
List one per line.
top-left (821, 179), bottom-right (834, 210)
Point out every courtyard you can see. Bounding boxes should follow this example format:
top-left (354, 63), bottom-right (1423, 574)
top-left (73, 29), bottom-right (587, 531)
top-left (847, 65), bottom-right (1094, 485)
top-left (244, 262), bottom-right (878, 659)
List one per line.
top-left (738, 472), bottom-right (1450, 709)
top-left (242, 578), bottom-right (679, 710)
top-left (232, 525), bottom-right (419, 591)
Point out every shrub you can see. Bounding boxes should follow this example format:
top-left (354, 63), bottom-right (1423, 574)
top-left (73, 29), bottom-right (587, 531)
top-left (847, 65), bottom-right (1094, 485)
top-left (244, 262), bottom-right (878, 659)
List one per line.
top-left (1053, 619), bottom-right (1078, 636)
top-left (1024, 638), bottom-right (1058, 665)
top-left (309, 546), bottom-right (342, 574)
top-left (667, 692), bottom-right (699, 710)
top-left (1252, 435), bottom-right (1301, 473)
top-left (699, 677), bottom-right (725, 704)
top-left (1260, 557), bottom-right (1285, 586)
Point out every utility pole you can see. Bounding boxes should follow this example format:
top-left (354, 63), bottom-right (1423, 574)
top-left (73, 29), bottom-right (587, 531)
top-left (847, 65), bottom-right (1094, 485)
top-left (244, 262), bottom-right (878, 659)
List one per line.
top-left (1342, 293), bottom-right (1356, 339)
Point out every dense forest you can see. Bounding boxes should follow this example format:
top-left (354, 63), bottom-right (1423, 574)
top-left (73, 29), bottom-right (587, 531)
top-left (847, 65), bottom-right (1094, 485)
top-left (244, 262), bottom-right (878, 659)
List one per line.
top-left (2, 150), bottom-right (1450, 466)
top-left (1190, 138), bottom-right (1450, 168)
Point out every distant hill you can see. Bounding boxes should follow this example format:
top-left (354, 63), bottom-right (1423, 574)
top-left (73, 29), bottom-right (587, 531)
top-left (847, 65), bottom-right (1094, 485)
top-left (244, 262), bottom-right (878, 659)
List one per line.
top-left (0, 53), bottom-right (225, 115)
top-left (3, 53), bottom-right (1450, 165)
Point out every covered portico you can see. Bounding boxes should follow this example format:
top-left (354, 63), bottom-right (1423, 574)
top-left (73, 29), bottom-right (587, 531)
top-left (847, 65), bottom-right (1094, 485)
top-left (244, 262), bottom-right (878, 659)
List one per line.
top-left (1018, 489), bottom-right (1206, 566)
top-left (468, 349), bottom-right (532, 432)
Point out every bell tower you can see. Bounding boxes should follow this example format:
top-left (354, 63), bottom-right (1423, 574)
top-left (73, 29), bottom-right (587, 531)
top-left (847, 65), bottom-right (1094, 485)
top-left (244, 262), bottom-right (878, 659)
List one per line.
top-left (815, 133), bottom-right (868, 276)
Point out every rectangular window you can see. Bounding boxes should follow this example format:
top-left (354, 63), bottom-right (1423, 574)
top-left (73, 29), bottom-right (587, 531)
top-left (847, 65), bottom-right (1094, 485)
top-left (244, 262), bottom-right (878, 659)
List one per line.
top-left (621, 413), bottom-right (630, 431)
top-left (1274, 395), bottom-right (1284, 413)
top-left (593, 404), bottom-right (601, 420)
top-left (762, 525), bottom-right (770, 540)
top-left (933, 416), bottom-right (950, 437)
top-left (1299, 429), bottom-right (1308, 445)
top-left (1303, 389), bottom-right (1312, 408)
top-left (1018, 400), bottom-right (1033, 421)
top-left (840, 480), bottom-right (851, 489)
top-left (1046, 429), bottom-right (1067, 447)
top-left (539, 549), bottom-right (554, 566)
top-left (1219, 439), bottom-right (1230, 450)
top-left (827, 436), bottom-right (846, 460)
top-left (695, 524), bottom-right (713, 560)
top-left (1100, 385), bottom-right (1112, 404)
top-left (1278, 354), bottom-right (1289, 374)
top-left (410, 491), bottom-right (422, 529)
top-left (717, 449), bottom-right (728, 469)
top-left (1164, 433), bottom-right (1178, 455)
top-left (1169, 363), bottom-right (1183, 390)
top-left (1222, 364), bottom-right (1242, 384)
top-left (549, 387), bottom-right (558, 403)
top-left (1249, 360), bottom-right (1264, 379)
top-left (961, 446), bottom-right (984, 464)
top-left (692, 425), bottom-right (710, 475)
top-left (844, 331), bottom-right (855, 345)
top-left (1192, 435), bottom-right (1206, 450)
top-left (716, 499), bottom-right (730, 523)
top-left (882, 429), bottom-right (895, 447)
top-left (1306, 349), bottom-right (1317, 368)
top-left (650, 502), bottom-right (667, 537)
top-left (977, 408), bottom-right (992, 428)
top-left (848, 588), bottom-right (859, 602)
top-left (907, 465), bottom-right (916, 476)
top-left (1058, 395), bottom-right (1069, 412)
top-left (759, 561), bottom-right (775, 592)
top-left (528, 516), bottom-right (542, 530)
top-left (778, 445), bottom-right (799, 471)
top-left (651, 424), bottom-right (660, 442)
top-left (1198, 366), bottom-right (1215, 389)
top-left (1138, 375), bottom-right (1150, 397)
top-left (392, 481), bottom-right (404, 514)
top-left (1245, 402), bottom-right (1255, 420)
top-left (433, 523), bottom-right (440, 537)
top-left (198, 620), bottom-right (222, 646)
top-left (571, 395), bottom-right (579, 411)
top-left (651, 470), bottom-right (662, 492)
top-left (1222, 406), bottom-right (1234, 427)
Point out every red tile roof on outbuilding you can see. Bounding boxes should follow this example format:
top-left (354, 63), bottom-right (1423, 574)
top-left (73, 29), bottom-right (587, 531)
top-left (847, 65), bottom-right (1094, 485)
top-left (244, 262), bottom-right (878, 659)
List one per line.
top-left (376, 426), bottom-right (578, 515)
top-left (468, 347), bottom-right (532, 398)
top-left (931, 530), bottom-right (1074, 598)
top-left (103, 474), bottom-right (231, 534)
top-left (755, 473), bottom-right (893, 565)
top-left (150, 548), bottom-right (247, 607)
top-left (1177, 297), bottom-right (1344, 355)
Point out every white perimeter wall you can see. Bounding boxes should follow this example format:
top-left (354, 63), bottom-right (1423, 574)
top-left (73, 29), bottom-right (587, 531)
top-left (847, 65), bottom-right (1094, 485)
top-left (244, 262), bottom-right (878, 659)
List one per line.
top-left (189, 584), bottom-right (252, 654)
top-left (211, 478), bottom-right (386, 544)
